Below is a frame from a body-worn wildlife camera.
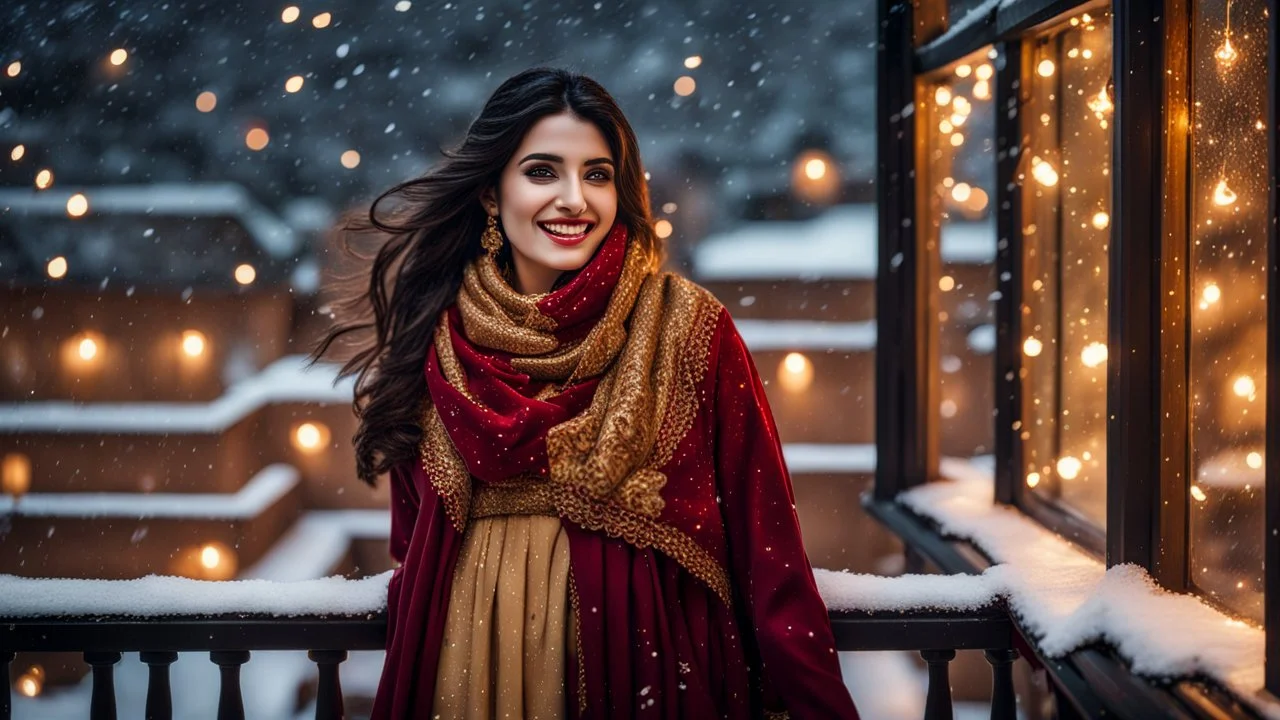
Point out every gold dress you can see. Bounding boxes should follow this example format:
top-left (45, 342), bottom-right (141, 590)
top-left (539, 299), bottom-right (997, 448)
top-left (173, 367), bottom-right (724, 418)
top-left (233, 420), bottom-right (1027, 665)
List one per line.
top-left (431, 513), bottom-right (576, 719)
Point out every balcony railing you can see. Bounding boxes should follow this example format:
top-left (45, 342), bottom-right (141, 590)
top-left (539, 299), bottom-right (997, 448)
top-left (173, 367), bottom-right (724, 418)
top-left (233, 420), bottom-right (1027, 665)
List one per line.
top-left (1, 603), bottom-right (1019, 720)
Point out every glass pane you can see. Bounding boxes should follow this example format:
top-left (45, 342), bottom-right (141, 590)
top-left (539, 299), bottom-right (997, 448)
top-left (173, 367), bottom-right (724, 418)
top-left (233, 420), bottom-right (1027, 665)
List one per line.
top-left (1020, 9), bottom-right (1112, 527)
top-left (1188, 0), bottom-right (1270, 624)
top-left (923, 49), bottom-right (999, 459)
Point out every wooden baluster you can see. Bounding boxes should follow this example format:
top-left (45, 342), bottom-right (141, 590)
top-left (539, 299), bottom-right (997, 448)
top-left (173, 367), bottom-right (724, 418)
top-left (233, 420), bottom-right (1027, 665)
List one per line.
top-left (210, 650), bottom-right (250, 720)
top-left (140, 651), bottom-right (178, 720)
top-left (921, 648), bottom-right (956, 720)
top-left (308, 649), bottom-right (348, 720)
top-left (84, 651), bottom-right (122, 720)
top-left (985, 648), bottom-right (1019, 720)
top-left (2, 650), bottom-right (15, 720)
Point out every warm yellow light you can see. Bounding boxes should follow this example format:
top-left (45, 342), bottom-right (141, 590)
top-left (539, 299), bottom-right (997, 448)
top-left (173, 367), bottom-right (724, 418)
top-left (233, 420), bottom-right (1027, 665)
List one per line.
top-left (1031, 157), bottom-right (1059, 187)
top-left (1191, 485), bottom-right (1208, 502)
top-left (1202, 283), bottom-right (1222, 305)
top-left (934, 86), bottom-right (952, 106)
top-left (1037, 59), bottom-right (1056, 77)
top-left (201, 545), bottom-right (222, 569)
top-left (778, 352), bottom-right (814, 393)
top-left (938, 275), bottom-right (955, 292)
top-left (975, 63), bottom-right (993, 80)
top-left (35, 168), bottom-right (53, 189)
top-left (281, 5), bottom-right (300, 22)
top-left (66, 193), bottom-right (89, 218)
top-left (952, 96), bottom-right (971, 115)
top-left (1215, 37), bottom-right (1238, 65)
top-left (654, 219), bottom-right (673, 239)
top-left (1091, 211), bottom-right (1110, 229)
top-left (949, 133), bottom-right (964, 147)
top-left (79, 337), bottom-right (99, 361)
top-left (673, 76), bottom-right (696, 96)
top-left (804, 158), bottom-right (827, 180)
top-left (954, 64), bottom-right (972, 78)
top-left (966, 188), bottom-right (989, 211)
top-left (684, 56), bottom-right (702, 69)
top-left (949, 112), bottom-right (967, 127)
top-left (245, 128), bottom-right (270, 151)
top-left (950, 183), bottom-right (972, 202)
top-left (294, 421), bottom-right (332, 453)
top-left (1087, 86), bottom-right (1113, 114)
top-left (1212, 179), bottom-right (1237, 207)
top-left (311, 12), bottom-right (332, 28)
top-left (234, 263), bottom-right (257, 285)
top-left (17, 673), bottom-right (41, 698)
top-left (46, 256), bottom-right (68, 279)
top-left (939, 399), bottom-right (958, 418)
top-left (109, 49), bottom-right (128, 66)
top-left (1023, 337), bottom-right (1043, 357)
top-left (181, 330), bottom-right (207, 358)
top-left (2, 453), bottom-right (32, 497)
top-left (939, 120), bottom-right (954, 134)
top-left (1056, 456), bottom-right (1082, 480)
top-left (1247, 452), bottom-right (1264, 470)
top-left (340, 149), bottom-right (361, 168)
top-left (285, 75), bottom-right (305, 93)
top-left (10, 144), bottom-right (24, 161)
top-left (1232, 375), bottom-right (1256, 398)
top-left (1026, 472), bottom-right (1041, 488)
top-left (5, 61), bottom-right (20, 77)
top-left (1080, 342), bottom-right (1108, 368)
top-left (972, 80), bottom-right (990, 100)
top-left (195, 91), bottom-right (218, 112)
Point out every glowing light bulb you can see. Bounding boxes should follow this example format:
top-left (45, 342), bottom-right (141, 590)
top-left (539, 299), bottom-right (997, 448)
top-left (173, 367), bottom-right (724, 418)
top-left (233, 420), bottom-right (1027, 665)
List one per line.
top-left (181, 330), bottom-right (206, 357)
top-left (684, 56), bottom-right (702, 69)
top-left (1215, 37), bottom-right (1238, 65)
top-left (5, 61), bottom-right (20, 77)
top-left (10, 144), bottom-right (24, 161)
top-left (934, 87), bottom-right (952, 106)
top-left (311, 12), bottom-right (332, 28)
top-left (35, 168), bottom-right (53, 189)
top-left (1191, 485), bottom-right (1207, 502)
top-left (1247, 452), bottom-right (1263, 469)
top-left (973, 80), bottom-right (990, 100)
top-left (201, 545), bottom-right (221, 569)
top-left (949, 133), bottom-right (964, 147)
top-left (1031, 157), bottom-right (1059, 187)
top-left (245, 128), bottom-right (269, 151)
top-left (952, 96), bottom-right (971, 115)
top-left (950, 112), bottom-right (967, 127)
top-left (1056, 456), bottom-right (1082, 480)
top-left (804, 158), bottom-right (827, 180)
top-left (1037, 59), bottom-right (1056, 77)
top-left (1023, 337), bottom-right (1043, 357)
top-left (195, 91), bottom-right (217, 112)
top-left (939, 119), bottom-right (954, 134)
top-left (950, 183), bottom-right (972, 203)
top-left (975, 63), bottom-right (993, 80)
top-left (341, 150), bottom-right (361, 168)
top-left (1092, 211), bottom-right (1110, 229)
top-left (955, 64), bottom-right (972, 78)
top-left (938, 275), bottom-right (955, 292)
top-left (1202, 283), bottom-right (1222, 305)
top-left (1026, 472), bottom-right (1041, 488)
top-left (284, 75), bottom-right (304, 93)
top-left (281, 6), bottom-right (300, 22)
top-left (1080, 342), bottom-right (1108, 368)
top-left (1213, 179), bottom-right (1237, 206)
top-left (673, 76), bottom-right (696, 96)
top-left (46, 256), bottom-right (67, 279)
top-left (78, 337), bottom-right (98, 361)
top-left (654, 219), bottom-right (673, 239)
top-left (66, 193), bottom-right (89, 218)
top-left (109, 49), bottom-right (128, 66)
top-left (1233, 375), bottom-right (1256, 398)
top-left (1087, 85), bottom-right (1113, 114)
top-left (778, 352), bottom-right (814, 392)
top-left (234, 263), bottom-right (257, 285)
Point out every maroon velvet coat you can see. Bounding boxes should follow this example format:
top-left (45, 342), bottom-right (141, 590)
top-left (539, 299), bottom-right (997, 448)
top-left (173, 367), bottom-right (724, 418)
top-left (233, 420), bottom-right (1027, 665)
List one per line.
top-left (371, 274), bottom-right (859, 718)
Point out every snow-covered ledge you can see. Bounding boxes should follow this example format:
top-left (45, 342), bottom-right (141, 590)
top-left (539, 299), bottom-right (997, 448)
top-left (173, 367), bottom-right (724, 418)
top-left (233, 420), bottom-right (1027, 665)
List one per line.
top-left (826, 458), bottom-right (1276, 719)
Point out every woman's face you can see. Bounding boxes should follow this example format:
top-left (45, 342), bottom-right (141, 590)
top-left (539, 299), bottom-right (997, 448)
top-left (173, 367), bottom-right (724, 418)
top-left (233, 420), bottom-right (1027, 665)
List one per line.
top-left (483, 111), bottom-right (619, 295)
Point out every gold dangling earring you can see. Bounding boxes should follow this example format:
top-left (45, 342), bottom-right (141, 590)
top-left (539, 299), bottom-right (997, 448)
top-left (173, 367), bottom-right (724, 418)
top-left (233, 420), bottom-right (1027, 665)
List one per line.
top-left (481, 214), bottom-right (503, 257)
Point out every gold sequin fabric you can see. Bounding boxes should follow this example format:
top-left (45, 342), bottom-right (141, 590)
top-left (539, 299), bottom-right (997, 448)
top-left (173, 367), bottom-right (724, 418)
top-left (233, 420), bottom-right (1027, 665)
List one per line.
top-left (419, 237), bottom-right (731, 604)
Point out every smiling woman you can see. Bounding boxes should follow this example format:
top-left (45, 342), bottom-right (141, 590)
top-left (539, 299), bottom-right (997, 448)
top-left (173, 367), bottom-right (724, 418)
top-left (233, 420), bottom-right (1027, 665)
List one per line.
top-left (308, 67), bottom-right (862, 719)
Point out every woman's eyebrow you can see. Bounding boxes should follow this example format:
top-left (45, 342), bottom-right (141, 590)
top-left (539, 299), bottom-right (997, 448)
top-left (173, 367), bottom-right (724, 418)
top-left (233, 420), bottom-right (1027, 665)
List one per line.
top-left (518, 152), bottom-right (614, 167)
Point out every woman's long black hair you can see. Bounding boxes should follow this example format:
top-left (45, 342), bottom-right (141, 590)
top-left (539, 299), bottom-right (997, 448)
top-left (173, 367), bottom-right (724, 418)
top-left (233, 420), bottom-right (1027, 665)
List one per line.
top-left (308, 67), bottom-right (661, 487)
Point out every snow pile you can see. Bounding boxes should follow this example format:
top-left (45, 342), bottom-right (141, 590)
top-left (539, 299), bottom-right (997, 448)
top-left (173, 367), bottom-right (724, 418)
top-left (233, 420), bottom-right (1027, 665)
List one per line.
top-left (895, 460), bottom-right (1275, 718)
top-left (814, 569), bottom-right (1000, 612)
top-left (0, 572), bottom-right (391, 618)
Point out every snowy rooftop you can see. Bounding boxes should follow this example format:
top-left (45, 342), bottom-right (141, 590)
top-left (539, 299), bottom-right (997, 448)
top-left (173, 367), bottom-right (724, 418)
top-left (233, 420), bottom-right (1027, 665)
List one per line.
top-left (694, 204), bottom-right (995, 280)
top-left (0, 355), bottom-right (352, 434)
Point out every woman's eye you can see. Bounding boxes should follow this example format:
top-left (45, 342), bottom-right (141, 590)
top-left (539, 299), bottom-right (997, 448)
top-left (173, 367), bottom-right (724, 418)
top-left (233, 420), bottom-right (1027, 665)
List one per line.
top-left (588, 171), bottom-right (612, 182)
top-left (526, 166), bottom-right (554, 178)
